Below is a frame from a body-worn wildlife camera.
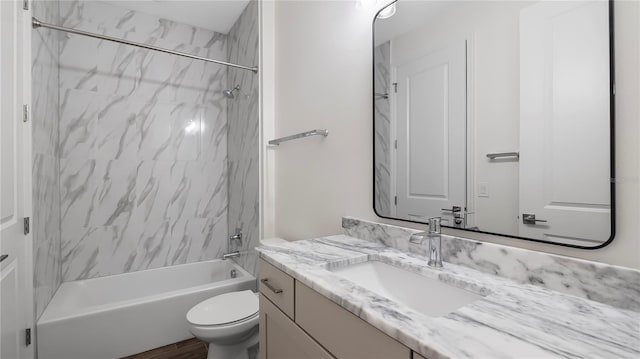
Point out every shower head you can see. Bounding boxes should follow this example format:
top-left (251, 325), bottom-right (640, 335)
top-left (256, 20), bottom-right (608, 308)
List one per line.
top-left (223, 85), bottom-right (240, 99)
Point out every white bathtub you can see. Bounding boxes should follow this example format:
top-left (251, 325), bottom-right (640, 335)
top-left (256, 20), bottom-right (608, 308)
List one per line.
top-left (37, 260), bottom-right (256, 359)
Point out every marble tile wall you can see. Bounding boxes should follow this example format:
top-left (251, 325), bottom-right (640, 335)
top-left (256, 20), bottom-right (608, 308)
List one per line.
top-left (57, 0), bottom-right (229, 280)
top-left (32, 0), bottom-right (62, 320)
top-left (342, 217), bottom-right (640, 311)
top-left (227, 1), bottom-right (260, 275)
top-left (374, 41), bottom-right (391, 217)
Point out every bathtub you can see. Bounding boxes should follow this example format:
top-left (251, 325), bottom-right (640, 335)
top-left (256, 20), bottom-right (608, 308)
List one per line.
top-left (37, 260), bottom-right (256, 359)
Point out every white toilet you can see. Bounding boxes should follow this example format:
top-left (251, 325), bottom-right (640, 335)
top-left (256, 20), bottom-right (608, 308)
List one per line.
top-left (187, 290), bottom-right (259, 359)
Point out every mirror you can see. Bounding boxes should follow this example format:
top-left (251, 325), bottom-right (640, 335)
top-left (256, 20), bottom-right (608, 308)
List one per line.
top-left (373, 0), bottom-right (614, 247)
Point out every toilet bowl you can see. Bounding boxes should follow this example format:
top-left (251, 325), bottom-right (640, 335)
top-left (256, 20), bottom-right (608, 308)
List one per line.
top-left (187, 290), bottom-right (259, 359)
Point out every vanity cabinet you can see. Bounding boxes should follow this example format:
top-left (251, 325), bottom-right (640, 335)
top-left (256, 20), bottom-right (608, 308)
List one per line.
top-left (258, 259), bottom-right (421, 359)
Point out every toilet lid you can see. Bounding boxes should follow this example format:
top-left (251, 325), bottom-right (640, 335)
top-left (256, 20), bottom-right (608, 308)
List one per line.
top-left (187, 290), bottom-right (258, 326)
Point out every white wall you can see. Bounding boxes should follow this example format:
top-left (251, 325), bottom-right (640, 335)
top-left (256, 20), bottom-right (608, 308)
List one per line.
top-left (270, 0), bottom-right (374, 239)
top-left (268, 0), bottom-right (640, 269)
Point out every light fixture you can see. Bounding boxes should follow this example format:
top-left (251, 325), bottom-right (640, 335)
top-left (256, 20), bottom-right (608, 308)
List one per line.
top-left (376, 2), bottom-right (396, 19)
top-left (357, 0), bottom-right (396, 19)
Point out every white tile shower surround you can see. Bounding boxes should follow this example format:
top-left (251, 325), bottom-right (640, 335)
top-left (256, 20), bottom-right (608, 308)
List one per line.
top-left (374, 41), bottom-right (392, 217)
top-left (54, 0), bottom-right (257, 281)
top-left (257, 234), bottom-right (640, 359)
top-left (227, 0), bottom-right (260, 276)
top-left (32, 0), bottom-right (62, 319)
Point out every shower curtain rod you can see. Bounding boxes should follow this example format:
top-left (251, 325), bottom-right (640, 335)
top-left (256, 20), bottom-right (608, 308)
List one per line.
top-left (32, 17), bottom-right (259, 73)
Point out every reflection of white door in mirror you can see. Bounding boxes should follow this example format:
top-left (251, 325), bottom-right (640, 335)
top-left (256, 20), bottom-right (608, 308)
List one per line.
top-left (394, 41), bottom-right (467, 226)
top-left (519, 0), bottom-right (611, 245)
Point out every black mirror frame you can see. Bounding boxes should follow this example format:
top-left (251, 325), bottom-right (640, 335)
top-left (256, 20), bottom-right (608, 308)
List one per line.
top-left (371, 0), bottom-right (616, 249)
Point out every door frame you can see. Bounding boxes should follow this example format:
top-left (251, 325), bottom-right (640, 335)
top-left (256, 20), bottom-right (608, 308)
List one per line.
top-left (386, 37), bottom-right (474, 226)
top-left (22, 0), bottom-right (35, 341)
top-left (389, 41), bottom-right (396, 217)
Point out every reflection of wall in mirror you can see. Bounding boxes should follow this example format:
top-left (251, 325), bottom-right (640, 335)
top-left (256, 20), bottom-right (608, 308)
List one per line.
top-left (374, 41), bottom-right (392, 217)
top-left (381, 1), bottom-right (530, 234)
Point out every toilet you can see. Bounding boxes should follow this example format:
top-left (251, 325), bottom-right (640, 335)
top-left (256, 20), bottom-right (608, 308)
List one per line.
top-left (187, 290), bottom-right (259, 359)
top-left (187, 238), bottom-right (287, 358)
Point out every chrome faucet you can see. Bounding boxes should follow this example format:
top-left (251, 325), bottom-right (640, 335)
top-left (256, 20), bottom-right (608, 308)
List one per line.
top-left (426, 217), bottom-right (443, 268)
top-left (223, 251), bottom-right (241, 260)
top-left (408, 217), bottom-right (443, 268)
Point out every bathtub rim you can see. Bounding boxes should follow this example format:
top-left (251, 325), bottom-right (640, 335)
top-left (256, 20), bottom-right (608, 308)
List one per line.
top-left (38, 259), bottom-right (255, 324)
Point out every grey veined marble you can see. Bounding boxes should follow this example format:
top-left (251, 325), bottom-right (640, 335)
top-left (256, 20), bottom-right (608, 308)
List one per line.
top-left (257, 235), bottom-right (640, 359)
top-left (227, 0), bottom-right (260, 276)
top-left (55, 0), bottom-right (259, 281)
top-left (32, 0), bottom-right (62, 320)
top-left (374, 41), bottom-right (392, 217)
top-left (343, 217), bottom-right (640, 312)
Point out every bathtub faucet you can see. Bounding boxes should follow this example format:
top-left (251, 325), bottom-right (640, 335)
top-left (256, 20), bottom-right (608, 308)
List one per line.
top-left (223, 251), bottom-right (241, 260)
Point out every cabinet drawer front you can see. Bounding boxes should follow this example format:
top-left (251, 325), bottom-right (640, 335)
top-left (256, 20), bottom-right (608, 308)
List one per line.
top-left (295, 282), bottom-right (411, 359)
top-left (260, 295), bottom-right (334, 359)
top-left (258, 259), bottom-right (295, 318)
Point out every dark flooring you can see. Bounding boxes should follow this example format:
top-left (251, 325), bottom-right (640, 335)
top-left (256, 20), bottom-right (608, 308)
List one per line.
top-left (121, 338), bottom-right (208, 359)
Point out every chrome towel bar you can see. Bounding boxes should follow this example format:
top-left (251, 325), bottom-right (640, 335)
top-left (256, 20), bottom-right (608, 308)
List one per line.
top-left (268, 129), bottom-right (329, 146)
top-left (486, 152), bottom-right (520, 160)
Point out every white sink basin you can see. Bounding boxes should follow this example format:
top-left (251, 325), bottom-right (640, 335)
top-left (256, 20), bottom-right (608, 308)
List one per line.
top-left (331, 261), bottom-right (483, 317)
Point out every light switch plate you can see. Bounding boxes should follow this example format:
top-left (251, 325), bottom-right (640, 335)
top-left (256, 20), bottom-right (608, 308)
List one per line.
top-left (478, 182), bottom-right (489, 197)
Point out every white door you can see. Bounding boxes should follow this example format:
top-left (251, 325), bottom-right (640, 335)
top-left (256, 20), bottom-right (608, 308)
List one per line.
top-left (395, 41), bottom-right (466, 225)
top-left (1, 1), bottom-right (34, 358)
top-left (519, 0), bottom-right (611, 245)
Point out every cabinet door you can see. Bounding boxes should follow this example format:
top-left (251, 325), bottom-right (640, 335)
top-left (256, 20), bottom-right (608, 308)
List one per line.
top-left (260, 295), bottom-right (334, 359)
top-left (295, 282), bottom-right (411, 359)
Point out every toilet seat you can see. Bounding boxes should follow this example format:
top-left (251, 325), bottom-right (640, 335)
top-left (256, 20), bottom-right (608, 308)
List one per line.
top-left (187, 290), bottom-right (258, 327)
top-left (190, 311), bottom-right (258, 328)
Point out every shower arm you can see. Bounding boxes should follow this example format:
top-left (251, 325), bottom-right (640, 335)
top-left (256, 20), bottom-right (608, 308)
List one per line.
top-left (31, 17), bottom-right (258, 74)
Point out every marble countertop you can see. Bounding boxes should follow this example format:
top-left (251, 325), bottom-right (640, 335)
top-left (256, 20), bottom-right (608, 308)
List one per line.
top-left (256, 235), bottom-right (640, 359)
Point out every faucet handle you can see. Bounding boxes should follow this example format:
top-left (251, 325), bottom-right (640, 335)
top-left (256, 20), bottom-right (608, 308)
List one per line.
top-left (228, 229), bottom-right (243, 254)
top-left (409, 231), bottom-right (428, 243)
top-left (428, 217), bottom-right (441, 234)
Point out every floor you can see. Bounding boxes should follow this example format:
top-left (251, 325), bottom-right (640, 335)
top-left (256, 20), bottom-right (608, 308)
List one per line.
top-left (121, 338), bottom-right (208, 359)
